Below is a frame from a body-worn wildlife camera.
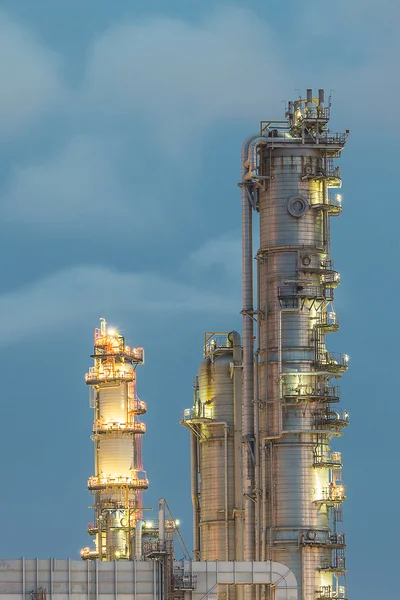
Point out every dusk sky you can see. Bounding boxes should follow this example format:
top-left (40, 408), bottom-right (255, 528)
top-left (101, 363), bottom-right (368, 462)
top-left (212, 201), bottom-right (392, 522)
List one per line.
top-left (0, 1), bottom-right (397, 598)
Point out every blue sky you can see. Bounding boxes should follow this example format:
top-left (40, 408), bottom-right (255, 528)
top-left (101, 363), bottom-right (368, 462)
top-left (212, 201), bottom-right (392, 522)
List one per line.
top-left (0, 1), bottom-right (397, 598)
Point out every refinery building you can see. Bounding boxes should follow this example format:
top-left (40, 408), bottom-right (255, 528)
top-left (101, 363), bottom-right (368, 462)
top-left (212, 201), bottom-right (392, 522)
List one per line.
top-left (0, 90), bottom-right (349, 600)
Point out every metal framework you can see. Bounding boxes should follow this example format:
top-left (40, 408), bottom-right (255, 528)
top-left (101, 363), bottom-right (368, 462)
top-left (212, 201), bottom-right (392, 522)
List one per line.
top-left (81, 318), bottom-right (147, 561)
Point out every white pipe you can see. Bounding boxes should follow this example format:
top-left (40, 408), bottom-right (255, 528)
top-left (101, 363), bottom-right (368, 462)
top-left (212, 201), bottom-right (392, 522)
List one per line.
top-left (243, 137), bottom-right (268, 181)
top-left (135, 519), bottom-right (144, 559)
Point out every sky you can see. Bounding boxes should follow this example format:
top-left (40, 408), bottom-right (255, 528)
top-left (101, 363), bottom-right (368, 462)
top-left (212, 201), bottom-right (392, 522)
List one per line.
top-left (0, 1), bottom-right (397, 598)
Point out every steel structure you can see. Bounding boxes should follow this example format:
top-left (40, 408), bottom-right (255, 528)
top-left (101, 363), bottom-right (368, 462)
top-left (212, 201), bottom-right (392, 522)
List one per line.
top-left (184, 89), bottom-right (349, 600)
top-left (81, 318), bottom-right (148, 561)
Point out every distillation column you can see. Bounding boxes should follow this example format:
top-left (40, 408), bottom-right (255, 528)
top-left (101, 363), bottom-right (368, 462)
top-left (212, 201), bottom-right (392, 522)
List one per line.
top-left (181, 332), bottom-right (243, 571)
top-left (81, 318), bottom-right (148, 561)
top-left (242, 90), bottom-right (349, 600)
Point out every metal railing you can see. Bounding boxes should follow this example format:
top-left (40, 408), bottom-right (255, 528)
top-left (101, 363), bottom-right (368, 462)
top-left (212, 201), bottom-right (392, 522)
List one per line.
top-left (316, 585), bottom-right (347, 599)
top-left (93, 420), bottom-right (146, 434)
top-left (283, 385), bottom-right (340, 402)
top-left (315, 409), bottom-right (349, 429)
top-left (173, 575), bottom-right (198, 591)
top-left (317, 484), bottom-right (346, 503)
top-left (313, 451), bottom-right (342, 468)
top-left (316, 352), bottom-right (349, 372)
top-left (85, 367), bottom-right (135, 383)
top-left (278, 284), bottom-right (333, 301)
top-left (88, 475), bottom-right (149, 490)
top-left (203, 332), bottom-right (232, 358)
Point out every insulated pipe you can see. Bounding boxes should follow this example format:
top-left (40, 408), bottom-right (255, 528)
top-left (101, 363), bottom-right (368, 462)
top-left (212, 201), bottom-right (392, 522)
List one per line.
top-left (135, 520), bottom-right (144, 559)
top-left (230, 330), bottom-right (244, 600)
top-left (241, 135), bottom-right (258, 563)
top-left (158, 499), bottom-right (165, 546)
top-left (243, 137), bottom-right (268, 181)
top-left (254, 258), bottom-right (261, 563)
top-left (190, 431), bottom-right (200, 559)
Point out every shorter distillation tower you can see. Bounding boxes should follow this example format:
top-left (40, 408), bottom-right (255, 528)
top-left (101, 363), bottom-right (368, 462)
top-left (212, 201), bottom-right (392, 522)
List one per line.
top-left (81, 319), bottom-right (148, 561)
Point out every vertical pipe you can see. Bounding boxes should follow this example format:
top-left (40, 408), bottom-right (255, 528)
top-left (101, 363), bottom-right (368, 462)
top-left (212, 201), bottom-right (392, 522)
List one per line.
top-left (190, 431), bottom-right (200, 559)
top-left (135, 520), bottom-right (144, 559)
top-left (254, 257), bottom-right (261, 564)
top-left (318, 89), bottom-right (325, 109)
top-left (306, 89), bottom-right (313, 112)
top-left (232, 331), bottom-right (244, 600)
top-left (224, 425), bottom-right (229, 561)
top-left (158, 498), bottom-right (165, 548)
top-left (241, 137), bottom-right (256, 563)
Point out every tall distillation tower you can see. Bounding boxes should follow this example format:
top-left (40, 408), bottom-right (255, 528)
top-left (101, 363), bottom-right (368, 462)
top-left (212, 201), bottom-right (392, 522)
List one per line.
top-left (184, 90), bottom-right (350, 600)
top-left (81, 319), bottom-right (148, 561)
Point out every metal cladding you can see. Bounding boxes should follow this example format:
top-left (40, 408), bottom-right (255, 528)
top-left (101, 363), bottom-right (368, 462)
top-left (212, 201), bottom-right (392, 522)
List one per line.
top-left (182, 332), bottom-right (243, 565)
top-left (81, 318), bottom-right (147, 561)
top-left (184, 89), bottom-right (349, 600)
top-left (244, 90), bottom-right (349, 600)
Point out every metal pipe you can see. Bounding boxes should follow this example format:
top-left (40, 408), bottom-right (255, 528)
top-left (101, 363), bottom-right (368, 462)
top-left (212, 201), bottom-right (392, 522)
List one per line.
top-left (243, 137), bottom-right (268, 181)
top-left (158, 498), bottom-right (165, 545)
top-left (224, 425), bottom-right (229, 561)
top-left (307, 89), bottom-right (313, 112)
top-left (241, 135), bottom-right (258, 563)
top-left (318, 89), bottom-right (324, 109)
top-left (190, 431), bottom-right (200, 559)
top-left (135, 519), bottom-right (143, 559)
top-left (254, 257), bottom-right (261, 563)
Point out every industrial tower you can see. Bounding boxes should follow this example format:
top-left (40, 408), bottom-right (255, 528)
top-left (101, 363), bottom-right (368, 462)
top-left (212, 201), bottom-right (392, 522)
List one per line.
top-left (184, 90), bottom-right (349, 600)
top-left (81, 318), bottom-right (148, 561)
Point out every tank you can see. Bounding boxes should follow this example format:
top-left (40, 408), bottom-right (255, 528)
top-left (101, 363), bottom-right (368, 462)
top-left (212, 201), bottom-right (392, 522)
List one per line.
top-left (241, 90), bottom-right (349, 600)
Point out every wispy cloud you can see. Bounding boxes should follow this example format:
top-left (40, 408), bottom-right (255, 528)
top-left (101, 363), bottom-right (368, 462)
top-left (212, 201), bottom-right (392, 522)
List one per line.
top-left (0, 263), bottom-right (236, 344)
top-left (0, 13), bottom-right (65, 135)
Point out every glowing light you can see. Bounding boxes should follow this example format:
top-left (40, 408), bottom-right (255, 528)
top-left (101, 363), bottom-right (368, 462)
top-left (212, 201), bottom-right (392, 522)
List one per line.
top-left (145, 521), bottom-right (154, 528)
top-left (115, 550), bottom-right (121, 559)
top-left (343, 354), bottom-right (349, 363)
top-left (175, 519), bottom-right (180, 527)
top-left (108, 328), bottom-right (117, 337)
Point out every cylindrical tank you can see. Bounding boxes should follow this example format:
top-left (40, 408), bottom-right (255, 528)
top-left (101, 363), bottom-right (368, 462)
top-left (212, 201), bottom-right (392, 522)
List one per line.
top-left (253, 96), bottom-right (348, 600)
top-left (198, 349), bottom-right (235, 561)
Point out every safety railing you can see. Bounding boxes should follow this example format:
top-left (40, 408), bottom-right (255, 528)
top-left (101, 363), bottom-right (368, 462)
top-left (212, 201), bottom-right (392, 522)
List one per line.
top-left (182, 405), bottom-right (213, 421)
top-left (316, 352), bottom-right (349, 373)
top-left (142, 540), bottom-right (173, 556)
top-left (203, 332), bottom-right (232, 358)
top-left (315, 311), bottom-right (339, 332)
top-left (318, 549), bottom-right (346, 573)
top-left (283, 385), bottom-right (340, 403)
top-left (278, 284), bottom-right (333, 301)
top-left (93, 341), bottom-right (144, 364)
top-left (313, 451), bottom-right (342, 468)
top-left (173, 575), bottom-right (198, 591)
top-left (93, 420), bottom-right (146, 434)
top-left (132, 398), bottom-right (147, 414)
top-left (316, 484), bottom-right (346, 504)
top-left (85, 367), bottom-right (135, 384)
top-left (315, 585), bottom-right (347, 599)
top-left (314, 409), bottom-right (349, 430)
top-left (88, 475), bottom-right (149, 491)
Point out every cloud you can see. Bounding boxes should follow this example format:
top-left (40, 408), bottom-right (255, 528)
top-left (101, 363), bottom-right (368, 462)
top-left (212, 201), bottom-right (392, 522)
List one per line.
top-left (2, 134), bottom-right (134, 231)
top-left (186, 231), bottom-right (241, 278)
top-left (0, 264), bottom-right (236, 344)
top-left (0, 13), bottom-right (64, 135)
top-left (80, 9), bottom-right (289, 148)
